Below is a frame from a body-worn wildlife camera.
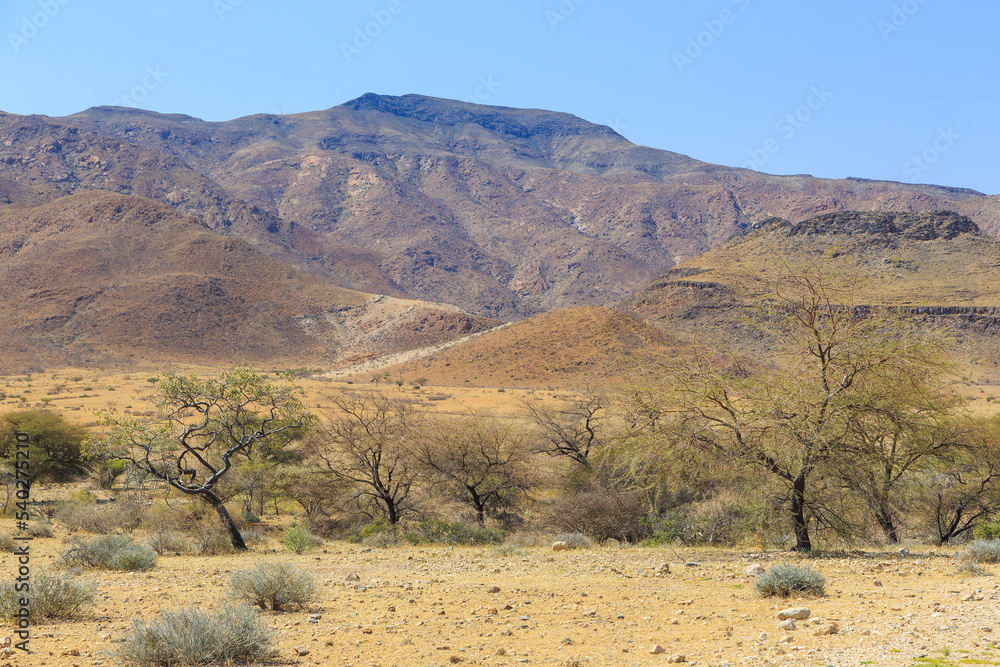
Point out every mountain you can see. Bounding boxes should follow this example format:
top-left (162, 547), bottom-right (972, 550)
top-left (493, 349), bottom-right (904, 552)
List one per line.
top-left (621, 210), bottom-right (1000, 375)
top-left (365, 306), bottom-right (679, 389)
top-left (3, 94), bottom-right (998, 321)
top-left (0, 191), bottom-right (495, 372)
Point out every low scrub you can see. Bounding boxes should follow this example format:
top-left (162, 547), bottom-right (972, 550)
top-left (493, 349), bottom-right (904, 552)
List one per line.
top-left (114, 603), bottom-right (275, 666)
top-left (146, 530), bottom-right (192, 556)
top-left (552, 532), bottom-right (593, 550)
top-left (58, 535), bottom-right (157, 572)
top-left (754, 563), bottom-right (826, 598)
top-left (963, 539), bottom-right (1000, 564)
top-left (228, 561), bottom-right (317, 611)
top-left (545, 491), bottom-right (651, 543)
top-left (282, 525), bottom-right (323, 554)
top-left (0, 569), bottom-right (95, 619)
top-left (404, 520), bottom-right (506, 546)
top-left (56, 498), bottom-right (146, 534)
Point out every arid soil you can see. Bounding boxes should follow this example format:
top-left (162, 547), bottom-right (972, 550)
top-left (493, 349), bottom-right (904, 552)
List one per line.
top-left (4, 534), bottom-right (1000, 667)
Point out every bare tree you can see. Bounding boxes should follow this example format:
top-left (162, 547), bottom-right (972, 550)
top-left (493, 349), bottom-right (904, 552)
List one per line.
top-left (522, 389), bottom-right (606, 468)
top-left (94, 368), bottom-right (313, 550)
top-left (415, 411), bottom-right (535, 524)
top-left (308, 391), bottom-right (420, 524)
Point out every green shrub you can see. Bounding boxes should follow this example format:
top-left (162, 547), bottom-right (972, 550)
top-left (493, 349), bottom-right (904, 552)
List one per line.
top-left (241, 510), bottom-right (261, 524)
top-left (114, 603), bottom-right (275, 666)
top-left (403, 520), bottom-right (506, 546)
top-left (639, 531), bottom-right (675, 547)
top-left (963, 539), bottom-right (1000, 564)
top-left (346, 517), bottom-right (396, 545)
top-left (228, 561), bottom-right (317, 611)
top-left (281, 525), bottom-right (320, 554)
top-left (58, 535), bottom-right (157, 572)
top-left (0, 569), bottom-right (95, 619)
top-left (974, 518), bottom-right (1000, 540)
top-left (754, 563), bottom-right (826, 598)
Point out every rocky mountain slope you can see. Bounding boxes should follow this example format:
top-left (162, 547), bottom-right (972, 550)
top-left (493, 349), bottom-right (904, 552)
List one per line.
top-left (0, 191), bottom-right (495, 372)
top-left (622, 210), bottom-right (1000, 374)
top-left (3, 95), bottom-right (998, 320)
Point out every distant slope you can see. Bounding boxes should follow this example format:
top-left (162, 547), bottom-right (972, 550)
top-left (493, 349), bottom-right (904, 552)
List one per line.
top-left (0, 191), bottom-right (495, 372)
top-left (621, 210), bottom-right (1000, 371)
top-left (2, 94), bottom-right (998, 320)
top-left (371, 306), bottom-right (679, 388)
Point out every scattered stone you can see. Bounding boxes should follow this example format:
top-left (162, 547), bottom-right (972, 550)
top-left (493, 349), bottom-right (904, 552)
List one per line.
top-left (746, 564), bottom-right (766, 577)
top-left (488, 586), bottom-right (501, 593)
top-left (779, 635), bottom-right (794, 644)
top-left (777, 620), bottom-right (796, 630)
top-left (777, 607), bottom-right (811, 620)
top-left (560, 637), bottom-right (575, 645)
top-left (658, 563), bottom-right (670, 574)
top-left (813, 623), bottom-right (839, 636)
top-left (873, 580), bottom-right (883, 587)
top-left (293, 646), bottom-right (310, 656)
top-left (684, 561), bottom-right (701, 567)
top-left (666, 654), bottom-right (687, 663)
top-left (582, 609), bottom-right (596, 617)
top-left (346, 572), bottom-right (360, 581)
top-left (552, 541), bottom-right (568, 551)
top-left (650, 644), bottom-right (666, 654)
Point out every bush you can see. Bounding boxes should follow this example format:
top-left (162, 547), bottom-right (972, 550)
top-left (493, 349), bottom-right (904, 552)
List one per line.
top-left (228, 561), bottom-right (317, 611)
top-left (0, 569), bottom-right (95, 619)
top-left (552, 532), bottom-right (593, 550)
top-left (0, 534), bottom-right (15, 553)
top-left (346, 518), bottom-right (395, 545)
top-left (114, 603), bottom-right (276, 666)
top-left (147, 531), bottom-right (192, 556)
top-left (281, 525), bottom-right (321, 554)
top-left (974, 518), bottom-right (1000, 540)
top-left (59, 535), bottom-right (157, 571)
top-left (56, 498), bottom-right (146, 534)
top-left (545, 491), bottom-right (651, 543)
top-left (963, 539), bottom-right (1000, 564)
top-left (754, 563), bottom-right (826, 598)
top-left (403, 520), bottom-right (506, 546)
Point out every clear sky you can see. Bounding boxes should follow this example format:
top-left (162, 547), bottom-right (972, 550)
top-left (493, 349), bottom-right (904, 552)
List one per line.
top-left (1, 0), bottom-right (997, 194)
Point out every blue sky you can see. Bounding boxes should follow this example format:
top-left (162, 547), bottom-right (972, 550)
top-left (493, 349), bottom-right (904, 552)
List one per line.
top-left (2, 0), bottom-right (997, 194)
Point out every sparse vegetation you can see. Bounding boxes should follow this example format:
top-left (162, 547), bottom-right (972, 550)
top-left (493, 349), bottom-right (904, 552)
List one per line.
top-left (0, 569), bottom-right (96, 619)
top-left (58, 535), bottom-right (158, 572)
top-left (754, 563), bottom-right (827, 598)
top-left (227, 561), bottom-right (317, 611)
top-left (281, 524), bottom-right (321, 554)
top-left (114, 603), bottom-right (276, 666)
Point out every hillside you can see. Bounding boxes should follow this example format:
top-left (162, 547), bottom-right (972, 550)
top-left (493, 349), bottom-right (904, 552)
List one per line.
top-left (1, 94), bottom-right (997, 320)
top-left (621, 210), bottom-right (1000, 374)
top-left (359, 306), bottom-right (679, 388)
top-left (0, 191), bottom-right (495, 372)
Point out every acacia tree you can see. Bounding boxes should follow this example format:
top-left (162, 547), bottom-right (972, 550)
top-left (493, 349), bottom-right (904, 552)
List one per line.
top-left (0, 410), bottom-right (91, 491)
top-left (627, 265), bottom-right (954, 551)
top-left (522, 389), bottom-right (606, 469)
top-left (93, 368), bottom-right (313, 550)
top-left (308, 391), bottom-right (421, 524)
top-left (415, 412), bottom-right (535, 524)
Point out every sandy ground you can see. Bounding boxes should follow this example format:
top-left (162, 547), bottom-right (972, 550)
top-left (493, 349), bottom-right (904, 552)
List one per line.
top-left (4, 531), bottom-right (1000, 667)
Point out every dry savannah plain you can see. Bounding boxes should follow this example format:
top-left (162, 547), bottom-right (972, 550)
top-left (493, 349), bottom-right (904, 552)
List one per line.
top-left (4, 369), bottom-right (1000, 667)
